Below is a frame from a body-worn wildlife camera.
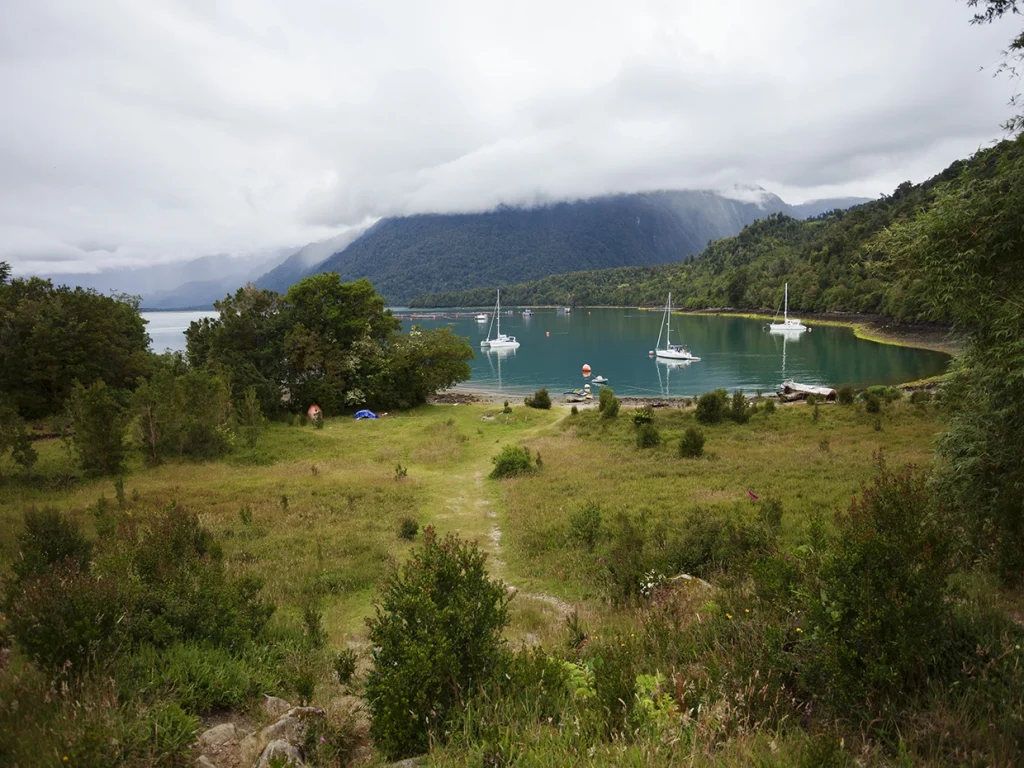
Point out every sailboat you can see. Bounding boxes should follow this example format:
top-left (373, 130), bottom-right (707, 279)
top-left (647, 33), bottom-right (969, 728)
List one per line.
top-left (480, 290), bottom-right (519, 349)
top-left (651, 293), bottom-right (700, 362)
top-left (767, 283), bottom-right (807, 333)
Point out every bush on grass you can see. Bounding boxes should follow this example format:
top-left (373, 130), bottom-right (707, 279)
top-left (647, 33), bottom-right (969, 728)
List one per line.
top-left (695, 389), bottom-right (729, 424)
top-left (837, 385), bottom-right (856, 405)
top-left (729, 390), bottom-right (750, 424)
top-left (399, 517), bottom-right (420, 540)
top-left (632, 406), bottom-right (654, 427)
top-left (635, 423), bottom-right (661, 449)
top-left (864, 392), bottom-right (882, 413)
top-left (678, 426), bottom-right (705, 458)
top-left (598, 387), bottom-right (620, 418)
top-left (800, 466), bottom-right (955, 709)
top-left (490, 445), bottom-right (536, 479)
top-left (568, 502), bottom-right (602, 551)
top-left (524, 388), bottom-right (552, 409)
top-left (365, 528), bottom-right (511, 760)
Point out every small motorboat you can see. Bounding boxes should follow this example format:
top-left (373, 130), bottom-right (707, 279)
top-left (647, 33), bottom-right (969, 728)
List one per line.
top-left (592, 375), bottom-right (609, 384)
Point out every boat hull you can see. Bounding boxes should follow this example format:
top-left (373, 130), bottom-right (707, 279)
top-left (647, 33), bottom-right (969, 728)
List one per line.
top-left (655, 349), bottom-right (700, 362)
top-left (768, 321), bottom-right (807, 332)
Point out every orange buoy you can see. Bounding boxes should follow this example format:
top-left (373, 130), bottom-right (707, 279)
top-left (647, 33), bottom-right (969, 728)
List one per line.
top-left (582, 363), bottom-right (592, 376)
top-left (546, 331), bottom-right (550, 337)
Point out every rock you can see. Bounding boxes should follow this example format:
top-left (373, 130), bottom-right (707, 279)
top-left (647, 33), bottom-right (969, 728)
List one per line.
top-left (194, 757), bottom-right (217, 768)
top-left (198, 723), bottom-right (237, 751)
top-left (262, 695), bottom-right (293, 719)
top-left (238, 734), bottom-right (264, 765)
top-left (260, 707), bottom-right (325, 746)
top-left (255, 739), bottom-right (304, 768)
top-left (388, 758), bottom-right (424, 767)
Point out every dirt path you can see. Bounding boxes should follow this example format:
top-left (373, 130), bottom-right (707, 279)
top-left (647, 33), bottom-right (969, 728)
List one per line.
top-left (435, 412), bottom-right (575, 628)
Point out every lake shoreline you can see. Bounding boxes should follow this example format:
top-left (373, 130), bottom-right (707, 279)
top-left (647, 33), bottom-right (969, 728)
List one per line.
top-left (679, 309), bottom-right (961, 356)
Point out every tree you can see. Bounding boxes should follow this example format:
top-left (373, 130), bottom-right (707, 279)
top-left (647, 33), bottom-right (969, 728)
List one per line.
top-left (369, 326), bottom-right (474, 410)
top-left (0, 260), bottom-right (10, 285)
top-left (0, 403), bottom-right (37, 478)
top-left (876, 135), bottom-right (1024, 581)
top-left (365, 529), bottom-right (510, 759)
top-left (0, 278), bottom-right (151, 418)
top-left (185, 284), bottom-right (284, 414)
top-left (967, 0), bottom-right (1024, 132)
top-left (130, 368), bottom-right (233, 462)
top-left (67, 380), bottom-right (128, 476)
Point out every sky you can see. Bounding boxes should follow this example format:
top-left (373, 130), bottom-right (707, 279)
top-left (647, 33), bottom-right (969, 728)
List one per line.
top-left (0, 0), bottom-right (1019, 275)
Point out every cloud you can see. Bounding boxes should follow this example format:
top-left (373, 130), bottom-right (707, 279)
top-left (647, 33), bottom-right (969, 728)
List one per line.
top-left (0, 0), bottom-right (1017, 273)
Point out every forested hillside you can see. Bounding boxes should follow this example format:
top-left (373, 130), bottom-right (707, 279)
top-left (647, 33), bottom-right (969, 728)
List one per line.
top-left (410, 140), bottom-right (994, 318)
top-left (290, 189), bottom-right (798, 304)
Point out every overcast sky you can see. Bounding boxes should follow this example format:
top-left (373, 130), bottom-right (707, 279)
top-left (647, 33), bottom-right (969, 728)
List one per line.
top-left (1, 0), bottom-right (1018, 274)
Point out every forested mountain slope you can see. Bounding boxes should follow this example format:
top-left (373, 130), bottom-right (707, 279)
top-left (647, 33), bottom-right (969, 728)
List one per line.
top-left (300, 190), bottom-right (795, 304)
top-left (410, 141), bottom-right (1001, 320)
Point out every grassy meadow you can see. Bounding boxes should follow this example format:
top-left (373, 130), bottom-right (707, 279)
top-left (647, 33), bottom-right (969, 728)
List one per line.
top-left (8, 393), bottom-right (1023, 766)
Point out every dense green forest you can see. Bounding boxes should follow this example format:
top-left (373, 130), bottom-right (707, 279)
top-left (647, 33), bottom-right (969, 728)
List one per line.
top-left (409, 138), bottom-right (1000, 317)
top-left (279, 190), bottom-right (798, 303)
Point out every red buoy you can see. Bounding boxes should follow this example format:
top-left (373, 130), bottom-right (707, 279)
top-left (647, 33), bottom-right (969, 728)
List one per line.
top-left (582, 364), bottom-right (592, 376)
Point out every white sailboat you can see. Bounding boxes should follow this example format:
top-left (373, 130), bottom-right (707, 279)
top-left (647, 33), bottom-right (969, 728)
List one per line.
top-left (767, 283), bottom-right (807, 333)
top-left (651, 293), bottom-right (700, 362)
top-left (480, 290), bottom-right (519, 349)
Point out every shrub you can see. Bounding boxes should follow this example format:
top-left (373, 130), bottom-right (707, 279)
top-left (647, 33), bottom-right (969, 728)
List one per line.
top-left (801, 467), bottom-right (954, 709)
top-left (490, 445), bottom-right (535, 479)
top-left (570, 405), bottom-right (578, 416)
top-left (635, 423), bottom-right (661, 449)
top-left (667, 508), bottom-right (771, 577)
top-left (524, 388), bottom-right (552, 409)
top-left (837, 385), bottom-right (856, 405)
top-left (399, 517), bottom-right (419, 540)
top-left (235, 385), bottom-right (266, 450)
top-left (568, 502), bottom-right (602, 551)
top-left (7, 562), bottom-right (125, 673)
top-left (632, 406), bottom-right (654, 427)
top-left (695, 389), bottom-right (729, 424)
top-left (365, 528), bottom-right (511, 760)
top-left (0, 403), bottom-right (37, 477)
top-left (763, 398), bottom-right (777, 415)
top-left (333, 648), bottom-right (358, 686)
top-left (598, 387), bottom-right (620, 418)
top-left (10, 507), bottom-right (91, 585)
top-left (312, 412), bottom-right (325, 429)
top-left (812, 404), bottom-right (820, 423)
top-left (729, 390), bottom-right (750, 424)
top-left (864, 392), bottom-right (882, 413)
top-left (678, 426), bottom-right (705, 458)
top-left (394, 463), bottom-right (408, 480)
top-left (502, 400), bottom-right (512, 414)
top-left (66, 380), bottom-right (128, 476)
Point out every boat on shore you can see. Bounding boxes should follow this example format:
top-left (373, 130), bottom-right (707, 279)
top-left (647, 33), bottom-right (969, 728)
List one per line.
top-left (651, 293), bottom-right (700, 362)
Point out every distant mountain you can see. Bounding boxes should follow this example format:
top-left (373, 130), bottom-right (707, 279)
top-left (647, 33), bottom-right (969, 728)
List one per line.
top-left (255, 229), bottom-right (367, 295)
top-left (286, 189), bottom-right (804, 305)
top-left (39, 249), bottom-right (289, 302)
top-left (789, 197), bottom-right (873, 219)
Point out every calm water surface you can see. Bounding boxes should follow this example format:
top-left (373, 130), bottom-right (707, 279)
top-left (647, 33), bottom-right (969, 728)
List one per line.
top-left (143, 308), bottom-right (950, 397)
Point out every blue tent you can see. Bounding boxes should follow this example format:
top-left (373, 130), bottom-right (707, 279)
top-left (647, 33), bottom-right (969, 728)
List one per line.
top-left (354, 409), bottom-right (378, 420)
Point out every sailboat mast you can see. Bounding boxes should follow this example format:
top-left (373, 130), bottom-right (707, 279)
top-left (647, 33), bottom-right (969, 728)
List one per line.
top-left (496, 290), bottom-right (501, 337)
top-left (784, 283), bottom-right (789, 323)
top-left (665, 293), bottom-right (672, 348)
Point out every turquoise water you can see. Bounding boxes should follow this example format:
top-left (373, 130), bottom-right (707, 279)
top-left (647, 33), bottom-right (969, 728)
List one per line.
top-left (143, 309), bottom-right (950, 398)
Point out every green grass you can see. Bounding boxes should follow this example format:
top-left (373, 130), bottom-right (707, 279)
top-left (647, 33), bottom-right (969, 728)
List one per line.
top-left (496, 399), bottom-right (944, 600)
top-left (0, 405), bottom-right (561, 645)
